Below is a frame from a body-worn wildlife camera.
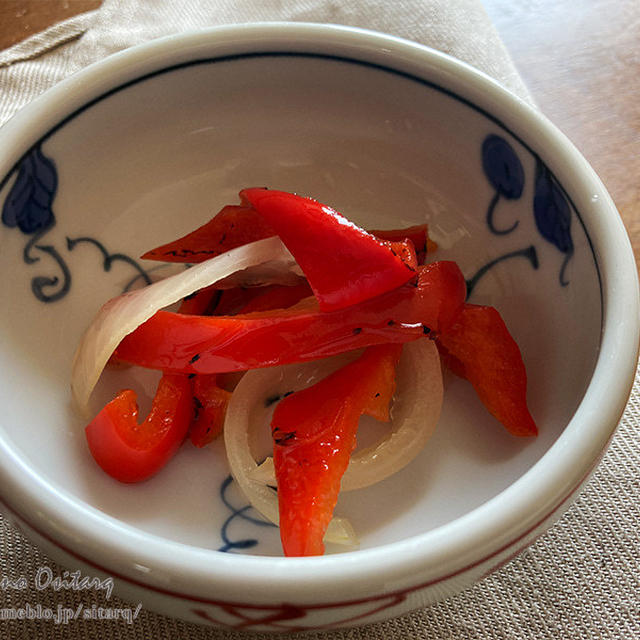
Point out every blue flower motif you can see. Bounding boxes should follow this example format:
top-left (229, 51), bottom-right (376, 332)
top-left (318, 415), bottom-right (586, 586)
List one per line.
top-left (2, 146), bottom-right (57, 234)
top-left (482, 134), bottom-right (525, 199)
top-left (476, 134), bottom-right (574, 291)
top-left (0, 145), bottom-right (154, 304)
top-left (482, 134), bottom-right (525, 235)
top-left (533, 159), bottom-right (573, 285)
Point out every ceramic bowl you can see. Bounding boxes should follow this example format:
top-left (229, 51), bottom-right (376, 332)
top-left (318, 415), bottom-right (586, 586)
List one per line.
top-left (0, 23), bottom-right (637, 632)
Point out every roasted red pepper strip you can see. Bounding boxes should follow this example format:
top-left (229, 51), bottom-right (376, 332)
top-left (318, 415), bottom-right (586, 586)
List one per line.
top-left (371, 224), bottom-right (437, 264)
top-left (190, 374), bottom-right (232, 447)
top-left (240, 188), bottom-right (417, 311)
top-left (237, 248), bottom-right (411, 314)
top-left (210, 286), bottom-right (265, 316)
top-left (179, 284), bottom-right (221, 316)
top-left (114, 261), bottom-right (466, 374)
top-left (84, 374), bottom-right (193, 482)
top-left (142, 195), bottom-right (432, 269)
top-left (190, 282), bottom-right (315, 404)
top-left (211, 244), bottom-right (410, 315)
top-left (141, 205), bottom-right (275, 262)
top-left (175, 294), bottom-right (232, 447)
top-left (387, 239), bottom-right (418, 271)
top-left (272, 344), bottom-right (402, 556)
top-left (237, 281), bottom-right (314, 314)
top-left (436, 303), bottom-right (537, 437)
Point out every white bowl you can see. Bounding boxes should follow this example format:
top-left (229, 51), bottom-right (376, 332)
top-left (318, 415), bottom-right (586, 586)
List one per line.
top-left (0, 23), bottom-right (637, 632)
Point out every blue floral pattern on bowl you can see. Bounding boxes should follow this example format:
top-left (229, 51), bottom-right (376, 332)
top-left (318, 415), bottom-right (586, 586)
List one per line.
top-left (478, 133), bottom-right (574, 288)
top-left (1, 146), bottom-right (151, 303)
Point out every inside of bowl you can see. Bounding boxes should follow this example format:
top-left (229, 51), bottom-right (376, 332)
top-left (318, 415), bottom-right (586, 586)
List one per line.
top-left (0, 53), bottom-right (601, 556)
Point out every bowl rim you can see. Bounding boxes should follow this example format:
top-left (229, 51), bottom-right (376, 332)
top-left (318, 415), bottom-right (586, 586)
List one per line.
top-left (0, 21), bottom-right (638, 604)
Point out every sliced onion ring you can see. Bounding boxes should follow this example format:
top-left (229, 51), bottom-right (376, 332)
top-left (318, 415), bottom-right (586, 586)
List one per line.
top-left (223, 339), bottom-right (442, 546)
top-left (344, 338), bottom-right (442, 489)
top-left (71, 237), bottom-right (300, 414)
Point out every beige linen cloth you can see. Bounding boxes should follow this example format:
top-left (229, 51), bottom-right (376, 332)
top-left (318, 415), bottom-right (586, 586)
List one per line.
top-left (1, 1), bottom-right (638, 639)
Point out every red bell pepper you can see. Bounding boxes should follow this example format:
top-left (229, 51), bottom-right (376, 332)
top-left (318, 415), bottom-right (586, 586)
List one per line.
top-left (141, 205), bottom-right (275, 262)
top-left (178, 284), bottom-right (221, 316)
top-left (209, 286), bottom-right (264, 316)
top-left (188, 283), bottom-right (316, 414)
top-left (141, 195), bottom-right (432, 270)
top-left (189, 374), bottom-right (232, 447)
top-left (234, 245), bottom-right (412, 315)
top-left (237, 281), bottom-right (313, 314)
top-left (113, 261), bottom-right (466, 374)
top-left (177, 286), bottom-right (233, 447)
top-left (386, 239), bottom-right (418, 271)
top-left (371, 224), bottom-right (437, 264)
top-left (436, 303), bottom-right (537, 437)
top-left (272, 343), bottom-right (402, 556)
top-left (240, 188), bottom-right (417, 311)
top-left (84, 374), bottom-right (193, 483)
top-left (198, 242), bottom-right (411, 316)
top-left (184, 281), bottom-right (313, 318)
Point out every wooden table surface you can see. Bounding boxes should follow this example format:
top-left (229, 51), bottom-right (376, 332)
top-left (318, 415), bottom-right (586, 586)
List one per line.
top-left (1, 1), bottom-right (638, 269)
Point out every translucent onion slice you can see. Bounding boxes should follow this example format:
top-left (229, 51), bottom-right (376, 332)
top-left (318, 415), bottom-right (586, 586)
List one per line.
top-left (71, 237), bottom-right (299, 414)
top-left (223, 339), bottom-right (443, 546)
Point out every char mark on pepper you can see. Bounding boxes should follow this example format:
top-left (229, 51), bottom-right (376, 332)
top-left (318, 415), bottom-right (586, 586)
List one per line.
top-left (273, 429), bottom-right (297, 446)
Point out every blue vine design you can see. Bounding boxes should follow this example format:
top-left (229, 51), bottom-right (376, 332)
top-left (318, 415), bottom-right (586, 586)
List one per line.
top-left (1, 145), bottom-right (71, 302)
top-left (66, 236), bottom-right (152, 287)
top-left (466, 245), bottom-right (539, 298)
top-left (122, 264), bottom-right (169, 293)
top-left (217, 475), bottom-right (276, 553)
top-left (480, 133), bottom-right (574, 288)
top-left (1, 145), bottom-right (152, 302)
